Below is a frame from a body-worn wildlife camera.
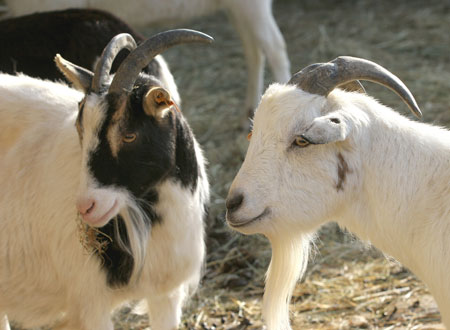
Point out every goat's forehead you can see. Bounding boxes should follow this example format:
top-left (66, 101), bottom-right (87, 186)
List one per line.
top-left (253, 84), bottom-right (322, 135)
top-left (82, 92), bottom-right (130, 128)
top-left (81, 93), bottom-right (133, 159)
top-left (79, 77), bottom-right (160, 132)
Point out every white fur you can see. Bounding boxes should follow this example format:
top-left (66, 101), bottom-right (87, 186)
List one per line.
top-left (0, 315), bottom-right (10, 330)
top-left (4, 0), bottom-right (291, 118)
top-left (0, 73), bottom-right (209, 329)
top-left (227, 83), bottom-right (450, 329)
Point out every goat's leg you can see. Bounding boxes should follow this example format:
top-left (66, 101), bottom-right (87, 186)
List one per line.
top-left (226, 0), bottom-right (290, 126)
top-left (253, 0), bottom-right (291, 83)
top-left (226, 2), bottom-right (265, 126)
top-left (147, 285), bottom-right (186, 330)
top-left (52, 306), bottom-right (113, 330)
top-left (53, 318), bottom-right (113, 330)
top-left (245, 0), bottom-right (291, 84)
top-left (0, 314), bottom-right (10, 330)
top-left (53, 319), bottom-right (113, 330)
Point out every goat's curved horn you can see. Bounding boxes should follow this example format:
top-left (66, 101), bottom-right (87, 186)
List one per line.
top-left (109, 29), bottom-right (213, 95)
top-left (289, 56), bottom-right (422, 118)
top-left (92, 33), bottom-right (137, 93)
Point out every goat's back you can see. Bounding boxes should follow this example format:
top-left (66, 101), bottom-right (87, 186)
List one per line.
top-left (0, 9), bottom-right (148, 80)
top-left (0, 73), bottom-right (81, 151)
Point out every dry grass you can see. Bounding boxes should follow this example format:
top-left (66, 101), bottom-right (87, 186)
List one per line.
top-left (6, 0), bottom-right (450, 329)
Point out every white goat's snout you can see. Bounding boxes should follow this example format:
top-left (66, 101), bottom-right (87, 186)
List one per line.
top-left (225, 185), bottom-right (271, 234)
top-left (225, 191), bottom-right (244, 213)
top-left (225, 186), bottom-right (246, 224)
top-left (76, 189), bottom-right (123, 227)
top-left (225, 188), bottom-right (245, 227)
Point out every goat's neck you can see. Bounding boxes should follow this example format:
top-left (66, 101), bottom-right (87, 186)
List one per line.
top-left (171, 115), bottom-right (199, 191)
top-left (339, 109), bottom-right (450, 309)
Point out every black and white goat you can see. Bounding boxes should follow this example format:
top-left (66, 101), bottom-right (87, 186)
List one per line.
top-left (3, 0), bottom-right (291, 124)
top-left (0, 29), bottom-right (211, 330)
top-left (0, 8), bottom-right (180, 106)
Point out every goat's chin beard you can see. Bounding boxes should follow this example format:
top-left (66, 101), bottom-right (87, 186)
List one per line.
top-left (262, 231), bottom-right (311, 330)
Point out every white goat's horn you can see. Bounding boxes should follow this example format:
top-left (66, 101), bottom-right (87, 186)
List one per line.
top-left (108, 29), bottom-right (213, 95)
top-left (289, 56), bottom-right (422, 118)
top-left (92, 33), bottom-right (137, 94)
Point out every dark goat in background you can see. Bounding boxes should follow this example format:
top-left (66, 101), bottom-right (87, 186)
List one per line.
top-left (0, 9), bottom-right (171, 96)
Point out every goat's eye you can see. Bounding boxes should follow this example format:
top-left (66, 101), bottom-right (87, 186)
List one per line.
top-left (293, 135), bottom-right (310, 148)
top-left (123, 133), bottom-right (137, 143)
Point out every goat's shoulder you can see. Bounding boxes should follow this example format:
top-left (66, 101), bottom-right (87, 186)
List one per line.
top-left (138, 179), bottom-right (206, 293)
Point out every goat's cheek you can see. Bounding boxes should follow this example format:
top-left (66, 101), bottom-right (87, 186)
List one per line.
top-left (273, 167), bottom-right (320, 223)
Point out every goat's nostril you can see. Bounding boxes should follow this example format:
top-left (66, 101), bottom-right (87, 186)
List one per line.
top-left (226, 194), bottom-right (244, 212)
top-left (85, 201), bottom-right (95, 214)
top-left (77, 198), bottom-right (96, 215)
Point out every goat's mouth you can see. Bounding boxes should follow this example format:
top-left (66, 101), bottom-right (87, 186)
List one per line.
top-left (227, 208), bottom-right (271, 229)
top-left (84, 200), bottom-right (120, 227)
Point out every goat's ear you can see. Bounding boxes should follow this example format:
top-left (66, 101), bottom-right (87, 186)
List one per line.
top-left (143, 87), bottom-right (174, 119)
top-left (54, 54), bottom-right (93, 92)
top-left (302, 113), bottom-right (350, 145)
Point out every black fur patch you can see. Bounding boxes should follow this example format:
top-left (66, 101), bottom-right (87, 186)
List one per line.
top-left (172, 116), bottom-right (199, 191)
top-left (88, 79), bottom-right (198, 196)
top-left (96, 216), bottom-right (133, 287)
top-left (97, 189), bottom-right (159, 287)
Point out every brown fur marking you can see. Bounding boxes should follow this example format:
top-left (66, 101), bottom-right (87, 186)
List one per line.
top-left (336, 152), bottom-right (350, 191)
top-left (107, 100), bottom-right (128, 158)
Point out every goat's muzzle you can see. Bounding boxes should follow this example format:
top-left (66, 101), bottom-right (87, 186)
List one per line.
top-left (226, 192), bottom-right (244, 213)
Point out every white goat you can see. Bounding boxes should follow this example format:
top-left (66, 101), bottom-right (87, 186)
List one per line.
top-left (0, 30), bottom-right (210, 330)
top-left (226, 56), bottom-right (449, 329)
top-left (4, 0), bottom-right (291, 124)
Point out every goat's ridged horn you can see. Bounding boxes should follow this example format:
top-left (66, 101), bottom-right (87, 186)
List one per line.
top-left (109, 29), bottom-right (214, 95)
top-left (92, 33), bottom-right (137, 93)
top-left (289, 56), bottom-right (422, 118)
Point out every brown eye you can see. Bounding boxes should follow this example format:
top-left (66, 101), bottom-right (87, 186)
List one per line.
top-left (294, 135), bottom-right (310, 148)
top-left (123, 133), bottom-right (137, 143)
top-left (247, 131), bottom-right (252, 141)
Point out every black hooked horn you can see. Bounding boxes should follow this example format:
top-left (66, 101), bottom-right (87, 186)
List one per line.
top-left (91, 33), bottom-right (137, 94)
top-left (289, 56), bottom-right (422, 118)
top-left (108, 29), bottom-right (214, 95)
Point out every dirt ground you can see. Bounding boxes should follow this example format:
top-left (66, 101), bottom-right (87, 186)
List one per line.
top-left (4, 0), bottom-right (450, 329)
